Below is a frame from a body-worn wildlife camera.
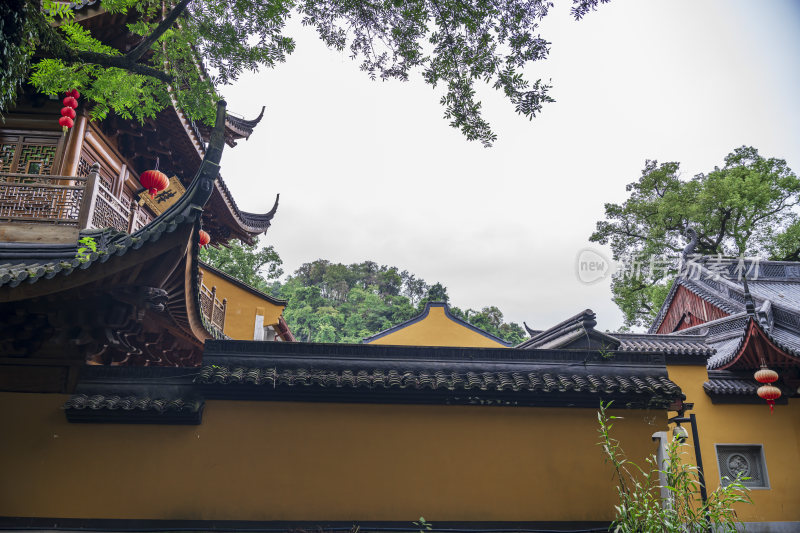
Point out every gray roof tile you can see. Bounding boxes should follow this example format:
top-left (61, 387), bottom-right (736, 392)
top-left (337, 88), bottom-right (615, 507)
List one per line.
top-left (196, 364), bottom-right (681, 397)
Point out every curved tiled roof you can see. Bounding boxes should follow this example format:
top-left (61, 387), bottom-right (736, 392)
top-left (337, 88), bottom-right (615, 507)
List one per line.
top-left (703, 316), bottom-right (800, 370)
top-left (214, 176), bottom-right (279, 233)
top-left (196, 364), bottom-right (680, 398)
top-left (63, 366), bottom-right (205, 423)
top-left (64, 393), bottom-right (203, 424)
top-left (65, 393), bottom-right (202, 413)
top-left (649, 259), bottom-right (800, 333)
top-left (200, 340), bottom-right (682, 409)
top-left (224, 107), bottom-right (266, 138)
top-left (0, 223), bottom-right (189, 292)
top-left (614, 334), bottom-right (715, 356)
top-left (194, 107), bottom-right (266, 147)
top-left (516, 309), bottom-right (621, 350)
top-left (518, 309), bottom-right (714, 359)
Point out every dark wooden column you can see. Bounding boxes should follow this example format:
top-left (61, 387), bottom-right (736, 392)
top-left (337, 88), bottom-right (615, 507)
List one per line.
top-left (60, 113), bottom-right (88, 176)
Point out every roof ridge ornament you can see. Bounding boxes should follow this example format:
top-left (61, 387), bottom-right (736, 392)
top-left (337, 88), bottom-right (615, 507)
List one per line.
top-left (681, 226), bottom-right (698, 265)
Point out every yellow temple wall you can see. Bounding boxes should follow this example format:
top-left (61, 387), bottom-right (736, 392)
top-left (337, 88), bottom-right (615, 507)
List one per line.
top-left (366, 305), bottom-right (507, 348)
top-left (666, 364), bottom-right (800, 523)
top-left (0, 392), bottom-right (662, 522)
top-left (199, 267), bottom-right (284, 340)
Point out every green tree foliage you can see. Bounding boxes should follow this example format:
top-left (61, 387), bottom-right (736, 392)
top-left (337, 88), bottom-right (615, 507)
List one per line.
top-left (590, 146), bottom-right (800, 328)
top-left (448, 305), bottom-right (526, 345)
top-left (597, 402), bottom-right (751, 532)
top-left (199, 238), bottom-right (283, 292)
top-left (280, 260), bottom-right (526, 344)
top-left (2, 0), bottom-right (609, 145)
top-left (202, 247), bottom-right (525, 344)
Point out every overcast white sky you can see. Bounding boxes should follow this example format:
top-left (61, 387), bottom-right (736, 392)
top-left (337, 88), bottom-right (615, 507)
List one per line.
top-left (217, 0), bottom-right (800, 332)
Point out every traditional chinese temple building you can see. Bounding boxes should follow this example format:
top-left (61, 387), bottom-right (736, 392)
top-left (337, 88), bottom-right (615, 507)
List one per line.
top-left (519, 259), bottom-right (800, 529)
top-left (0, 79), bottom-right (291, 394)
top-left (0, 3), bottom-right (795, 529)
top-left (0, 84), bottom-right (681, 527)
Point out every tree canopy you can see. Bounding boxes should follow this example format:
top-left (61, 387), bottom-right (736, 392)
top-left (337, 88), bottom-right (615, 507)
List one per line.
top-left (199, 239), bottom-right (283, 291)
top-left (3, 0), bottom-right (608, 146)
top-left (201, 239), bottom-right (526, 343)
top-left (590, 146), bottom-right (800, 328)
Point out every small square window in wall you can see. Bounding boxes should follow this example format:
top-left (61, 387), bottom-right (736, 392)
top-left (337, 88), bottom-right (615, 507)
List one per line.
top-left (715, 444), bottom-right (770, 489)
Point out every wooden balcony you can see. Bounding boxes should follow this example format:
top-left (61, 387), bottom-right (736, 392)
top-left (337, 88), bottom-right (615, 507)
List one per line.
top-left (0, 163), bottom-right (148, 239)
top-left (0, 163), bottom-right (226, 331)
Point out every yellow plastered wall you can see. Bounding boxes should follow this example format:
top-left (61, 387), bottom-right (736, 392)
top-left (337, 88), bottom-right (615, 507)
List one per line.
top-left (0, 392), bottom-right (663, 522)
top-left (199, 267), bottom-right (284, 340)
top-left (666, 365), bottom-right (800, 522)
top-left (367, 305), bottom-right (507, 348)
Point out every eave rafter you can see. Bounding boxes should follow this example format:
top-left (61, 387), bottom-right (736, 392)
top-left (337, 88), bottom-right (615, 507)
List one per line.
top-left (717, 318), bottom-right (800, 371)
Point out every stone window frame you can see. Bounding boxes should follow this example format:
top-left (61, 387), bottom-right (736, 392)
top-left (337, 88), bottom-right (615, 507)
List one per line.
top-left (714, 443), bottom-right (770, 490)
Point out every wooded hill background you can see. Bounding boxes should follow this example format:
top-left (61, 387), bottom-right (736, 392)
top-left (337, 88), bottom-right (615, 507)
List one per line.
top-left (200, 241), bottom-right (527, 344)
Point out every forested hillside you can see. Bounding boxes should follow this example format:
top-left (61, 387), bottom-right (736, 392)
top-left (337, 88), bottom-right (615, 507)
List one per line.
top-left (200, 240), bottom-right (526, 345)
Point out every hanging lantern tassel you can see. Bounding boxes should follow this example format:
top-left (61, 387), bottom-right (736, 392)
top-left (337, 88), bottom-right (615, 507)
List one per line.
top-left (757, 384), bottom-right (781, 413)
top-left (198, 230), bottom-right (211, 248)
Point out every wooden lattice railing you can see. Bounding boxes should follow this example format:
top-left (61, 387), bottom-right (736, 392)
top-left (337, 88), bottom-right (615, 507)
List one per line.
top-left (0, 163), bottom-right (142, 233)
top-left (0, 172), bottom-right (87, 225)
top-left (198, 276), bottom-right (227, 332)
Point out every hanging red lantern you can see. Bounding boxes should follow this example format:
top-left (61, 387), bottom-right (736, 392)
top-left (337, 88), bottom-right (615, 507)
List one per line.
top-left (139, 169), bottom-right (168, 199)
top-left (198, 230), bottom-right (211, 247)
top-left (754, 366), bottom-right (778, 384)
top-left (757, 384), bottom-right (781, 413)
top-left (139, 157), bottom-right (169, 199)
top-left (58, 91), bottom-right (79, 133)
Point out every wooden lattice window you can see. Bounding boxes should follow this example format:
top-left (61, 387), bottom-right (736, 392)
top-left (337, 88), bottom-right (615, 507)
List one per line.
top-left (0, 134), bottom-right (60, 175)
top-left (0, 144), bottom-right (15, 172)
top-left (18, 144), bottom-right (57, 175)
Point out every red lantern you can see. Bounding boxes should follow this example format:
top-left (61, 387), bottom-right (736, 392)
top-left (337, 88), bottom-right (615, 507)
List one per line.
top-left (198, 230), bottom-right (211, 247)
top-left (68, 89), bottom-right (80, 99)
top-left (58, 91), bottom-right (78, 132)
top-left (139, 169), bottom-right (169, 199)
top-left (754, 366), bottom-right (778, 384)
top-left (757, 384), bottom-right (781, 413)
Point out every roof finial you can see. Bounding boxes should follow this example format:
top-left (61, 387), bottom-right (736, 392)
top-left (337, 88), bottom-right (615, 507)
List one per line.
top-left (681, 225), bottom-right (698, 264)
top-left (523, 321), bottom-right (537, 337)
